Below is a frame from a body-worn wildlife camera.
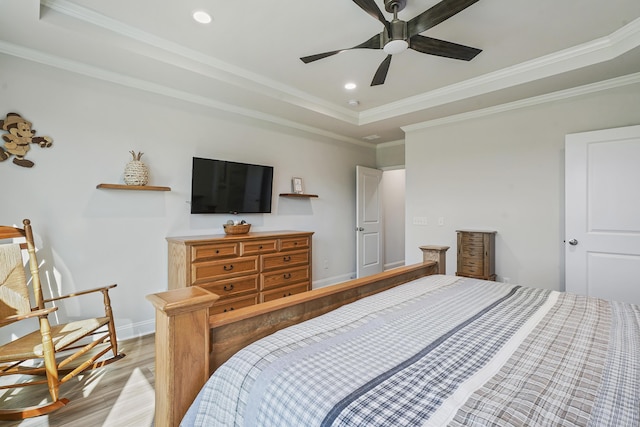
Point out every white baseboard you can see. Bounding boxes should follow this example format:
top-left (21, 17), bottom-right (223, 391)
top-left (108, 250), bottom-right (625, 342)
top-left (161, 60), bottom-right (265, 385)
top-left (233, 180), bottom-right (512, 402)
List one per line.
top-left (384, 260), bottom-right (405, 271)
top-left (312, 272), bottom-right (355, 289)
top-left (116, 318), bottom-right (155, 341)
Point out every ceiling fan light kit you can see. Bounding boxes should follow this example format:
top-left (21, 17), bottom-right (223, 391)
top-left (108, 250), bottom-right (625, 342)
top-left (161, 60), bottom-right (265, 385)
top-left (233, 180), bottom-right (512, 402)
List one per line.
top-left (300, 0), bottom-right (482, 86)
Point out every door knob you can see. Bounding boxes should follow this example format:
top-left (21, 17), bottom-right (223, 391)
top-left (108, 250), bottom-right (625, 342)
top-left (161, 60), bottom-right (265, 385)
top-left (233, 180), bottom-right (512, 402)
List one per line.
top-left (356, 227), bottom-right (364, 231)
top-left (568, 239), bottom-right (578, 246)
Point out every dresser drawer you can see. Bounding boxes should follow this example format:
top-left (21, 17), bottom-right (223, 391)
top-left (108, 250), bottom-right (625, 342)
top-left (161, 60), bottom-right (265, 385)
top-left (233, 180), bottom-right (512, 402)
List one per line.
top-left (209, 294), bottom-right (258, 315)
top-left (460, 247), bottom-right (484, 259)
top-left (241, 239), bottom-right (278, 256)
top-left (261, 266), bottom-right (309, 290)
top-left (460, 232), bottom-right (485, 245)
top-left (191, 256), bottom-right (258, 284)
top-left (280, 236), bottom-right (310, 251)
top-left (198, 275), bottom-right (259, 299)
top-left (191, 242), bottom-right (239, 262)
top-left (261, 249), bottom-right (309, 271)
top-left (459, 260), bottom-right (483, 276)
top-left (261, 282), bottom-right (309, 303)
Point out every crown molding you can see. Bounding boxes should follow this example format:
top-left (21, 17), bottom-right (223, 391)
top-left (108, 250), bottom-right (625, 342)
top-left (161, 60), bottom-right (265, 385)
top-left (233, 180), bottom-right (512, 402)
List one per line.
top-left (376, 139), bottom-right (405, 149)
top-left (402, 72), bottom-right (640, 133)
top-left (41, 1), bottom-right (640, 127)
top-left (364, 17), bottom-right (640, 124)
top-left (0, 40), bottom-right (371, 148)
top-left (40, 0), bottom-right (360, 125)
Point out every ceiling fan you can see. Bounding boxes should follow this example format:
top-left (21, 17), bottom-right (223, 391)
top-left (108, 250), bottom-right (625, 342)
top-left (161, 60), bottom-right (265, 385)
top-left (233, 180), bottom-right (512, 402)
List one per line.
top-left (300, 0), bottom-right (482, 86)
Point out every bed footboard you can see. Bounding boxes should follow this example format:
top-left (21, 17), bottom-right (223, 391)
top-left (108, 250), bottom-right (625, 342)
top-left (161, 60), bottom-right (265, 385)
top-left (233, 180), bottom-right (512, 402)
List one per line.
top-left (148, 245), bottom-right (448, 427)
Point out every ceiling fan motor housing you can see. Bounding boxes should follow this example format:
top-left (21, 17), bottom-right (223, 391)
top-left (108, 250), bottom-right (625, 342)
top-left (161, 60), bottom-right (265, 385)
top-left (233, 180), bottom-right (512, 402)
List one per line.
top-left (383, 18), bottom-right (408, 54)
top-left (384, 0), bottom-right (407, 13)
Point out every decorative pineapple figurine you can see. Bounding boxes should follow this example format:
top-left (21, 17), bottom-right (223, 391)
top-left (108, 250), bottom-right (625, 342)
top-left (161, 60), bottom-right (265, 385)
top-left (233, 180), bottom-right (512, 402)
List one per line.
top-left (124, 150), bottom-right (149, 185)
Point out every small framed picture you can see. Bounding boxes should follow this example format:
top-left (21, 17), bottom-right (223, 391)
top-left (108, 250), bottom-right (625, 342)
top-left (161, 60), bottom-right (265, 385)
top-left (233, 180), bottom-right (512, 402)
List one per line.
top-left (292, 177), bottom-right (304, 194)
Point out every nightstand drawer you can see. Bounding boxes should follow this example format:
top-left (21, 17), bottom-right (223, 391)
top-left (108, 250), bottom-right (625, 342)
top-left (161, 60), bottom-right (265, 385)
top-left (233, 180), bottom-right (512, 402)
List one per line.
top-left (461, 233), bottom-right (485, 245)
top-left (459, 261), bottom-right (483, 276)
top-left (461, 248), bottom-right (485, 260)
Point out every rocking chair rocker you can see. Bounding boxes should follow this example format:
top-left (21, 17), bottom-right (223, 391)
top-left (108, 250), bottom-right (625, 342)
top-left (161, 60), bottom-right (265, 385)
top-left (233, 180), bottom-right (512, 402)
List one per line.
top-left (0, 219), bottom-right (125, 420)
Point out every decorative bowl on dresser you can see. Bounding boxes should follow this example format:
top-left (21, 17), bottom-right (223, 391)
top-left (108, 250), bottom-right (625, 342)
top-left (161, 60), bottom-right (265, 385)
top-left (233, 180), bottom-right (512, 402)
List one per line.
top-left (166, 231), bottom-right (313, 315)
top-left (456, 230), bottom-right (497, 281)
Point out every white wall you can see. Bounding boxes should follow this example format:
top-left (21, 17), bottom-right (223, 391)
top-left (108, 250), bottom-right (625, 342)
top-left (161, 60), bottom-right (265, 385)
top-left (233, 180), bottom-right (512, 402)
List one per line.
top-left (0, 54), bottom-right (375, 339)
top-left (404, 82), bottom-right (640, 291)
top-left (376, 141), bottom-right (405, 168)
top-left (381, 168), bottom-right (405, 270)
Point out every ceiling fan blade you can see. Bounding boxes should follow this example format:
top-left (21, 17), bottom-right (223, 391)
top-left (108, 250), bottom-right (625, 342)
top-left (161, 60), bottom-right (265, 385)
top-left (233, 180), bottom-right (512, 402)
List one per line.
top-left (300, 50), bottom-right (345, 64)
top-left (409, 35), bottom-right (481, 60)
top-left (352, 0), bottom-right (390, 32)
top-left (371, 54), bottom-right (392, 86)
top-left (300, 33), bottom-right (383, 64)
top-left (407, 0), bottom-right (480, 37)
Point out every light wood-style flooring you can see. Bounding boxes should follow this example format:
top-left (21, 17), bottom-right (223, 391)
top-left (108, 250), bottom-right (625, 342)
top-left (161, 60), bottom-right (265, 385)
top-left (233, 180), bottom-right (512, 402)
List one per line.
top-left (0, 334), bottom-right (155, 427)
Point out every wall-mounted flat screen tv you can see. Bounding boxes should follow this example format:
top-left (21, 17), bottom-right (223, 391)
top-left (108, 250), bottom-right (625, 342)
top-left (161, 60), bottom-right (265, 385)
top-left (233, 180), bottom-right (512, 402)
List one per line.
top-left (190, 157), bottom-right (274, 214)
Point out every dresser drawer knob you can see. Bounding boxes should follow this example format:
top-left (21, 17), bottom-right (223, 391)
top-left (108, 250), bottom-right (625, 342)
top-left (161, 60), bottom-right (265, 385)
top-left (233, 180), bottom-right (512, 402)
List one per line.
top-left (283, 273), bottom-right (292, 279)
top-left (223, 265), bottom-right (234, 271)
top-left (284, 292), bottom-right (292, 297)
top-left (223, 307), bottom-right (234, 312)
top-left (223, 284), bottom-right (234, 291)
top-left (283, 255), bottom-right (291, 262)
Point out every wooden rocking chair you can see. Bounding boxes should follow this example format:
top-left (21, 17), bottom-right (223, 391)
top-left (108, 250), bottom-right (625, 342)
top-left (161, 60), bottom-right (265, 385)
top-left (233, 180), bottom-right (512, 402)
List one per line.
top-left (0, 219), bottom-right (125, 420)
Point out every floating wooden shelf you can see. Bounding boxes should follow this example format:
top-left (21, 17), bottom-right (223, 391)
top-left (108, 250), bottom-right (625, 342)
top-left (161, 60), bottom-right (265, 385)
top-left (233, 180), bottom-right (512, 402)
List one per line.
top-left (279, 193), bottom-right (318, 198)
top-left (97, 184), bottom-right (171, 191)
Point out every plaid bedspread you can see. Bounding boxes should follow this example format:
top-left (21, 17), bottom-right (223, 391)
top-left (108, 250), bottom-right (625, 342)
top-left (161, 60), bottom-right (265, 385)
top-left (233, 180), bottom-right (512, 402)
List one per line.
top-left (181, 275), bottom-right (640, 426)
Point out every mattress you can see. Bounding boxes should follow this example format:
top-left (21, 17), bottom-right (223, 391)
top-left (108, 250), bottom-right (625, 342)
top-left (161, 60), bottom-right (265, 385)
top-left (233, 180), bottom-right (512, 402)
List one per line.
top-left (182, 275), bottom-right (640, 426)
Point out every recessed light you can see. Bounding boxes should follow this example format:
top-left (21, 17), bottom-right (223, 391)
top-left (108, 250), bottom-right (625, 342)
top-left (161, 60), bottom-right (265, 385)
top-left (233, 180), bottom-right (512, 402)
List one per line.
top-left (192, 10), bottom-right (212, 24)
top-left (348, 99), bottom-right (360, 106)
top-left (344, 82), bottom-right (357, 90)
top-left (363, 134), bottom-right (381, 141)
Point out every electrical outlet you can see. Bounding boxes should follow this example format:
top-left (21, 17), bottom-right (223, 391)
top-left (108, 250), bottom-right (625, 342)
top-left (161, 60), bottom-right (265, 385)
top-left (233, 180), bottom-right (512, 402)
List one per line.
top-left (503, 277), bottom-right (511, 284)
top-left (438, 217), bottom-right (444, 226)
top-left (323, 259), bottom-right (329, 269)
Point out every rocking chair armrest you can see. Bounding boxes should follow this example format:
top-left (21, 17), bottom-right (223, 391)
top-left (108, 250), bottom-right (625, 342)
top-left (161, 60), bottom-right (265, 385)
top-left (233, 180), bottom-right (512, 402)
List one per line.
top-left (43, 283), bottom-right (118, 303)
top-left (0, 306), bottom-right (58, 326)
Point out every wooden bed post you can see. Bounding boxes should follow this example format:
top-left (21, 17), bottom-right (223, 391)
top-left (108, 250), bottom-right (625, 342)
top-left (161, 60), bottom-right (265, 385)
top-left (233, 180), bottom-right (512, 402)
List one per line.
top-left (147, 287), bottom-right (219, 427)
top-left (420, 245), bottom-right (449, 274)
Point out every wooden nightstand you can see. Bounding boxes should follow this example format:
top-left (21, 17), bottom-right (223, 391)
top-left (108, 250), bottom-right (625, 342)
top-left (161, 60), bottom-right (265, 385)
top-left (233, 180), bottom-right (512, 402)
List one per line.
top-left (456, 230), bottom-right (497, 280)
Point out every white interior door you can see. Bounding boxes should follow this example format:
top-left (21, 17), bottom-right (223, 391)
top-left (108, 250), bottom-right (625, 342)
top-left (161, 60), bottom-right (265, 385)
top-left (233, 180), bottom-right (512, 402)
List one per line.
top-left (356, 166), bottom-right (384, 278)
top-left (565, 125), bottom-right (640, 305)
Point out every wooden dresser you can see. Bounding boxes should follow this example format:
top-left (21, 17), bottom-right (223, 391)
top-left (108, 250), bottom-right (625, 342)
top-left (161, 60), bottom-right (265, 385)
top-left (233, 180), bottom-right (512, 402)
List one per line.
top-left (456, 230), bottom-right (497, 281)
top-left (167, 231), bottom-right (313, 314)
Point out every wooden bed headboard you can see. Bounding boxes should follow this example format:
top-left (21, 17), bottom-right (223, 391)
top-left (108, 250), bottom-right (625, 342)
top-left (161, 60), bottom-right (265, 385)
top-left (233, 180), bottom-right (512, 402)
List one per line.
top-left (147, 245), bottom-right (448, 427)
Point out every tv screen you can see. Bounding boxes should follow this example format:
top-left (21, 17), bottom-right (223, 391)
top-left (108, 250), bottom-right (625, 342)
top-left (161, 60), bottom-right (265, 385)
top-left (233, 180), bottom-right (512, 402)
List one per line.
top-left (190, 157), bottom-right (273, 214)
